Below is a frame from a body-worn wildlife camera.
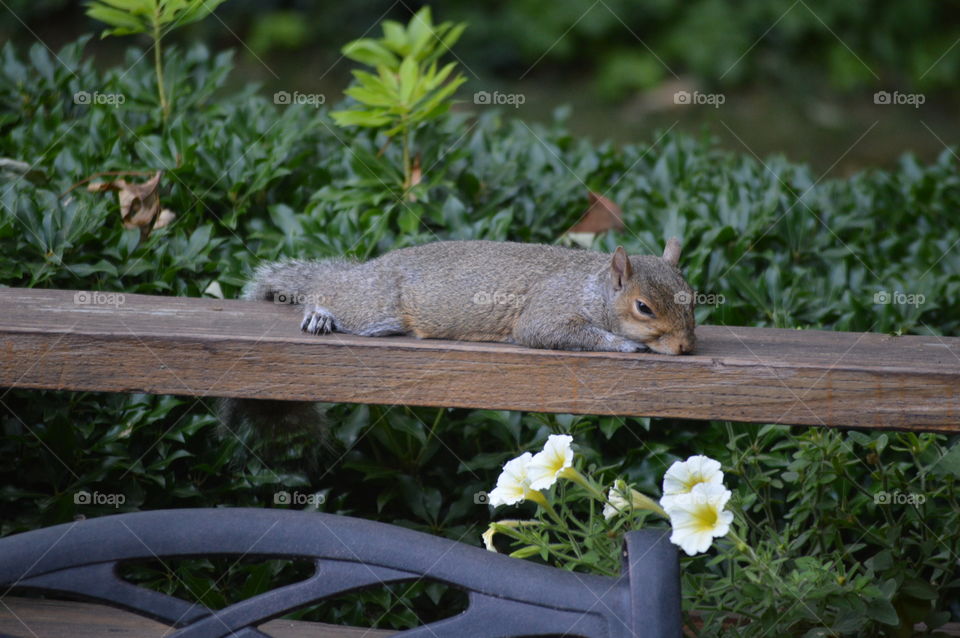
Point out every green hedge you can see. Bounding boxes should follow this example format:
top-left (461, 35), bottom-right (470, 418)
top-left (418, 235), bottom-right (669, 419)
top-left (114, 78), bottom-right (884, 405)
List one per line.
top-left (6, 1), bottom-right (960, 94)
top-left (1, 38), bottom-right (959, 636)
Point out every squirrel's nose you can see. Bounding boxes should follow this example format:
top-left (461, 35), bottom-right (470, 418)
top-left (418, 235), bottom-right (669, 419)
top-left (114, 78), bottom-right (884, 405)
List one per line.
top-left (678, 340), bottom-right (694, 355)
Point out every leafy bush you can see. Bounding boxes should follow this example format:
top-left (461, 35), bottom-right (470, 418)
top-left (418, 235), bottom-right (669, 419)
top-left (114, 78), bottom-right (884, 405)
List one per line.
top-left (8, 0), bottom-right (960, 96)
top-left (1, 31), bottom-right (959, 636)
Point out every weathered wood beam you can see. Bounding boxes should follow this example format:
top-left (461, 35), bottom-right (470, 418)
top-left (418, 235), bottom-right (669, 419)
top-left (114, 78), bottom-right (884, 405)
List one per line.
top-left (1, 288), bottom-right (957, 431)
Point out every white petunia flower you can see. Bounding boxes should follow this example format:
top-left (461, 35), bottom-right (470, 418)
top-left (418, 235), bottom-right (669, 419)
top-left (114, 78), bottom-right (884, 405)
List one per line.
top-left (527, 434), bottom-right (574, 490)
top-left (603, 480), bottom-right (631, 520)
top-left (664, 482), bottom-right (734, 556)
top-left (660, 455), bottom-right (724, 510)
top-left (489, 453), bottom-right (534, 507)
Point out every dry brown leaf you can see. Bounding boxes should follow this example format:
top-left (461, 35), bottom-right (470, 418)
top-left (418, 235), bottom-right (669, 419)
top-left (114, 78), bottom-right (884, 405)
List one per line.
top-left (88, 170), bottom-right (166, 238)
top-left (154, 208), bottom-right (176, 229)
top-left (409, 153), bottom-right (422, 188)
top-left (404, 153), bottom-right (422, 202)
top-left (568, 191), bottom-right (625, 234)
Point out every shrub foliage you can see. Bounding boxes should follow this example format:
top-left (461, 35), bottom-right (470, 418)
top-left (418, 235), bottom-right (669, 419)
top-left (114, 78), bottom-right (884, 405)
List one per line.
top-left (1, 35), bottom-right (959, 636)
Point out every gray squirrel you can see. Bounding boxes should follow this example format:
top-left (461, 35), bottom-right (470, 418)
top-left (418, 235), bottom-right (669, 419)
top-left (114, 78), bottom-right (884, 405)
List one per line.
top-left (244, 239), bottom-right (696, 354)
top-left (221, 239), bottom-right (696, 441)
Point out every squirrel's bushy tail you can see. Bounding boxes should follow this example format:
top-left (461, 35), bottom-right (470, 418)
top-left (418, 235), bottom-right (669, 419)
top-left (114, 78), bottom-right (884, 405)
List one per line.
top-left (217, 397), bottom-right (334, 472)
top-left (242, 257), bottom-right (357, 302)
top-left (220, 257), bottom-right (357, 452)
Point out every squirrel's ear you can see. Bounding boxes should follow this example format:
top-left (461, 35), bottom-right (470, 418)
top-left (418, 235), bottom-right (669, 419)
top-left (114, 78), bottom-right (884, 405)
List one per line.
top-left (610, 246), bottom-right (632, 291)
top-left (662, 237), bottom-right (682, 266)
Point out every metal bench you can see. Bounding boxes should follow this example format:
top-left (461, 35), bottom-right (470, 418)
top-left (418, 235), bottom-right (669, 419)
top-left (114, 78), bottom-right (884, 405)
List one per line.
top-left (0, 508), bottom-right (680, 637)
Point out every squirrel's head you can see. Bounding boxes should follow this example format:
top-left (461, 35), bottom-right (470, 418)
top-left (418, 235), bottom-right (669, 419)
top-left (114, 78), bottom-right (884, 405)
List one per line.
top-left (608, 238), bottom-right (696, 355)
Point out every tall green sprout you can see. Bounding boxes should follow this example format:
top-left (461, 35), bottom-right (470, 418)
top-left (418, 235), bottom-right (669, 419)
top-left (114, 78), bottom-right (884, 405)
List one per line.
top-left (332, 6), bottom-right (466, 193)
top-left (85, 0), bottom-right (229, 122)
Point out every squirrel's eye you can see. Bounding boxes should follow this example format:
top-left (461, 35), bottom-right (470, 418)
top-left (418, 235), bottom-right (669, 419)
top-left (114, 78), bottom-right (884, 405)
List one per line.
top-left (635, 300), bottom-right (654, 317)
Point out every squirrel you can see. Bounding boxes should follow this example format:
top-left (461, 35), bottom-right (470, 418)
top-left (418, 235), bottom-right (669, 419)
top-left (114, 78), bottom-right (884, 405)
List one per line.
top-left (221, 239), bottom-right (696, 446)
top-left (243, 239), bottom-right (696, 355)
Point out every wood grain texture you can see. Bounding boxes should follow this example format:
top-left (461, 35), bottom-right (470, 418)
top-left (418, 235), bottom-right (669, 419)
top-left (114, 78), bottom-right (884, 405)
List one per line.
top-left (1, 288), bottom-right (958, 431)
top-left (0, 597), bottom-right (394, 638)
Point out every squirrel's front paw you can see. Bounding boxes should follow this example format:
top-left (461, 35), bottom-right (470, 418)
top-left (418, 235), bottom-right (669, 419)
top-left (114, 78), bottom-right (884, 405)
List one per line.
top-left (617, 339), bottom-right (649, 353)
top-left (300, 305), bottom-right (337, 335)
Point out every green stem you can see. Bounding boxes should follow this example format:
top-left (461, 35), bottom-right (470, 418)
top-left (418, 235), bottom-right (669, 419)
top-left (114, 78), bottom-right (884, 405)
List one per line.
top-left (401, 125), bottom-right (410, 191)
top-left (725, 528), bottom-right (760, 563)
top-left (559, 467), bottom-right (606, 502)
top-left (525, 489), bottom-right (563, 525)
top-left (413, 407), bottom-right (444, 465)
top-left (152, 13), bottom-right (169, 123)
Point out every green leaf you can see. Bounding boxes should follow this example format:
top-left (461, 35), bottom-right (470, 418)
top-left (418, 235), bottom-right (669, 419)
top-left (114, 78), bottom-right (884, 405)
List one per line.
top-left (930, 441), bottom-right (960, 477)
top-left (508, 545), bottom-right (543, 559)
top-left (330, 109), bottom-right (393, 128)
top-left (342, 40), bottom-right (399, 69)
top-left (381, 21), bottom-right (409, 55)
top-left (865, 597), bottom-right (899, 625)
top-left (86, 5), bottom-right (147, 34)
top-left (172, 0), bottom-right (229, 28)
top-left (344, 85), bottom-right (396, 108)
top-left (900, 578), bottom-right (938, 600)
top-left (398, 55), bottom-right (418, 105)
top-left (406, 7), bottom-right (434, 58)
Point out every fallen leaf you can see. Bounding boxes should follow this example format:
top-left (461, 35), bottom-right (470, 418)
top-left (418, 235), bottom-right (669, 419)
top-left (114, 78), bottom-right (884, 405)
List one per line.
top-left (568, 191), bottom-right (625, 234)
top-left (88, 170), bottom-right (167, 238)
top-left (405, 153), bottom-right (422, 202)
top-left (0, 157), bottom-right (47, 184)
top-left (155, 208), bottom-right (176, 229)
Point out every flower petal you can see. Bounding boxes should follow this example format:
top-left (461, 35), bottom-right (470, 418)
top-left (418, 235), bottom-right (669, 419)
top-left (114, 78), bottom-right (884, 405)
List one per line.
top-left (527, 434), bottom-right (574, 490)
top-left (660, 455), bottom-right (724, 510)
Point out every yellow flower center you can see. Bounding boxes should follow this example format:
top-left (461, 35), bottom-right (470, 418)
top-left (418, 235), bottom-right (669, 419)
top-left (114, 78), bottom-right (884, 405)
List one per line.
top-left (683, 473), bottom-right (706, 492)
top-left (692, 504), bottom-right (719, 532)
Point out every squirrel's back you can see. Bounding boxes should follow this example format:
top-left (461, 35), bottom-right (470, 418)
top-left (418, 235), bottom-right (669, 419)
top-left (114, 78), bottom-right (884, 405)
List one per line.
top-left (245, 239), bottom-right (695, 354)
top-left (375, 241), bottom-right (607, 341)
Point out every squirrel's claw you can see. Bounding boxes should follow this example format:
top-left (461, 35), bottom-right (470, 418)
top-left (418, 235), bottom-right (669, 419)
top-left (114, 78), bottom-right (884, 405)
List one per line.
top-left (301, 305), bottom-right (336, 335)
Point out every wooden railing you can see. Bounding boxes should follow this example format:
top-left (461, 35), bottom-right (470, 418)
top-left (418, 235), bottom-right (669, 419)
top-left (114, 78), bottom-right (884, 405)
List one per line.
top-left (2, 286), bottom-right (960, 637)
top-left (2, 288), bottom-right (958, 431)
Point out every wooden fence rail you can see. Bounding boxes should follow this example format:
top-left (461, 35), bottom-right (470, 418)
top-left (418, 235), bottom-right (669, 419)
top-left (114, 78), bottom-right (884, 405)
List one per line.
top-left (1, 288), bottom-right (958, 431)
